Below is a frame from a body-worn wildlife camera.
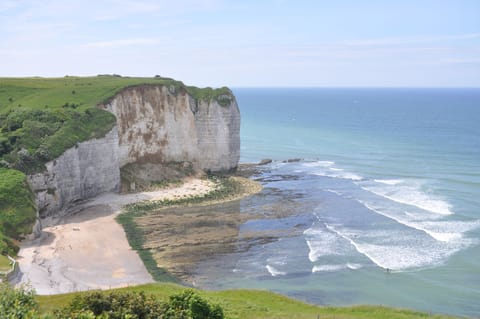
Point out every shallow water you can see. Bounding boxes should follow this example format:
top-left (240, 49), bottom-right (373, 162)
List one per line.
top-left (195, 88), bottom-right (480, 317)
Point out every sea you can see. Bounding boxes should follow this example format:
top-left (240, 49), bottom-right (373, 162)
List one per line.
top-left (196, 88), bottom-right (480, 317)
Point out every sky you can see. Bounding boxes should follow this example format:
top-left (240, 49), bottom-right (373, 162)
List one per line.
top-left (1, 0), bottom-right (479, 87)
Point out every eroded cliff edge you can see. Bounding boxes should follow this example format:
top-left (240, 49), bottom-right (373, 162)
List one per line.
top-left (28, 84), bottom-right (240, 219)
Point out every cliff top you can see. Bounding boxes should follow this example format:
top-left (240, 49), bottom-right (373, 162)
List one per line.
top-left (0, 75), bottom-right (234, 255)
top-left (0, 75), bottom-right (233, 173)
top-left (0, 75), bottom-right (232, 112)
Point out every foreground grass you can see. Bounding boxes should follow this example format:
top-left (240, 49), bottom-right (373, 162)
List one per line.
top-left (36, 283), bottom-right (459, 319)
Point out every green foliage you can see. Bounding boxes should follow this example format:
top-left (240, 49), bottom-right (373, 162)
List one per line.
top-left (186, 86), bottom-right (232, 106)
top-left (37, 283), bottom-right (460, 319)
top-left (52, 289), bottom-right (223, 319)
top-left (162, 290), bottom-right (224, 319)
top-left (0, 168), bottom-right (36, 254)
top-left (0, 283), bottom-right (40, 319)
top-left (54, 290), bottom-right (164, 319)
top-left (0, 107), bottom-right (116, 174)
top-left (0, 254), bottom-right (11, 271)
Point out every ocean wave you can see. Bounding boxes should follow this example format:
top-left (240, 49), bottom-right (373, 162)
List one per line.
top-left (347, 263), bottom-right (363, 270)
top-left (302, 161), bottom-right (335, 167)
top-left (304, 227), bottom-right (346, 262)
top-left (360, 180), bottom-right (454, 216)
top-left (300, 161), bottom-right (363, 181)
top-left (323, 223), bottom-right (468, 271)
top-left (373, 179), bottom-right (404, 185)
top-left (265, 265), bottom-right (286, 277)
top-left (312, 263), bottom-right (363, 273)
top-left (358, 201), bottom-right (462, 243)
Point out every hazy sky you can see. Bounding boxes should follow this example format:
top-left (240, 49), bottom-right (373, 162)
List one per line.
top-left (1, 0), bottom-right (479, 87)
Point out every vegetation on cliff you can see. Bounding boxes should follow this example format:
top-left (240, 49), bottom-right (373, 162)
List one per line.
top-left (0, 168), bottom-right (36, 255)
top-left (0, 75), bottom-right (234, 254)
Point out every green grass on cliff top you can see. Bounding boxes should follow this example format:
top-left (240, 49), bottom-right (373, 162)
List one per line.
top-left (0, 75), bottom-right (231, 112)
top-left (36, 283), bottom-right (459, 319)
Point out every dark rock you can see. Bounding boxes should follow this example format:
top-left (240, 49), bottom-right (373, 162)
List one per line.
top-left (283, 158), bottom-right (302, 163)
top-left (258, 159), bottom-right (273, 165)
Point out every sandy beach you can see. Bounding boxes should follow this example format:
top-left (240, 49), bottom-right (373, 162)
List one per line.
top-left (14, 178), bottom-right (214, 295)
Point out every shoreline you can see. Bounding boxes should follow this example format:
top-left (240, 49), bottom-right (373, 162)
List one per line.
top-left (15, 176), bottom-right (260, 295)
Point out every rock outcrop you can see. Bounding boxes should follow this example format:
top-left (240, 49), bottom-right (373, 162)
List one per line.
top-left (27, 85), bottom-right (240, 218)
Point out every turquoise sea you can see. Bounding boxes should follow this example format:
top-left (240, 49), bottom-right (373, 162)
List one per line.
top-left (198, 88), bottom-right (480, 317)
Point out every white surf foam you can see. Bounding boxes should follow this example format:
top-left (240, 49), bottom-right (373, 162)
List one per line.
top-left (374, 179), bottom-right (404, 185)
top-left (346, 263), bottom-right (363, 270)
top-left (323, 222), bottom-right (468, 271)
top-left (361, 181), bottom-right (454, 216)
top-left (358, 201), bottom-right (461, 243)
top-left (312, 263), bottom-right (363, 273)
top-left (323, 223), bottom-right (389, 269)
top-left (304, 227), bottom-right (346, 262)
top-left (311, 167), bottom-right (362, 181)
top-left (312, 264), bottom-right (345, 273)
top-left (265, 265), bottom-right (286, 277)
top-left (324, 223), bottom-right (423, 270)
top-left (325, 189), bottom-right (343, 196)
top-left (302, 161), bottom-right (335, 167)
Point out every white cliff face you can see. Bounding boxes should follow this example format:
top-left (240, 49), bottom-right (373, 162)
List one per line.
top-left (27, 84), bottom-right (240, 219)
top-left (104, 85), bottom-right (240, 172)
top-left (27, 127), bottom-right (121, 218)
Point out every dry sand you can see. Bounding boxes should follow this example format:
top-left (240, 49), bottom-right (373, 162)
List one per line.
top-left (14, 178), bottom-right (214, 295)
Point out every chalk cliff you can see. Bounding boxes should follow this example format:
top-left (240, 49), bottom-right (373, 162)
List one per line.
top-left (27, 127), bottom-right (121, 218)
top-left (27, 85), bottom-right (240, 218)
top-left (103, 85), bottom-right (240, 172)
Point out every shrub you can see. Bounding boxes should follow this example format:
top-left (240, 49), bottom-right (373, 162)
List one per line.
top-left (54, 290), bottom-right (164, 319)
top-left (162, 290), bottom-right (224, 319)
top-left (54, 290), bottom-right (224, 319)
top-left (0, 283), bottom-right (40, 319)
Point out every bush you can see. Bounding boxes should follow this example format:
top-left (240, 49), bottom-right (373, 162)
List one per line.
top-left (54, 290), bottom-right (164, 319)
top-left (162, 290), bottom-right (224, 319)
top-left (0, 283), bottom-right (40, 319)
top-left (54, 290), bottom-right (224, 319)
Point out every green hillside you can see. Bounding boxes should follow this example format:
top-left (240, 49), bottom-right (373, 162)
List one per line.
top-left (0, 75), bottom-right (230, 254)
top-left (35, 283), bottom-right (458, 319)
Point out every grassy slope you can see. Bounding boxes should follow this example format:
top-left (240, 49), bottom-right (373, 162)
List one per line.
top-left (0, 75), bottom-right (231, 253)
top-left (0, 75), bottom-right (230, 113)
top-left (0, 254), bottom-right (11, 271)
top-left (0, 168), bottom-right (36, 255)
top-left (36, 283), bottom-right (458, 319)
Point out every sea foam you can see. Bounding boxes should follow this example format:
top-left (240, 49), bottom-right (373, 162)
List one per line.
top-left (360, 181), bottom-right (454, 215)
top-left (265, 265), bottom-right (286, 277)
